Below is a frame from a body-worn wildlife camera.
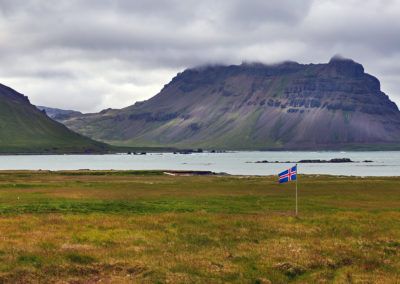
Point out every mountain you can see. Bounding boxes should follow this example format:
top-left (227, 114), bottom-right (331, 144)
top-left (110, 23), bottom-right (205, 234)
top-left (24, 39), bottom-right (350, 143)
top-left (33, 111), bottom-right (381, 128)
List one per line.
top-left (0, 83), bottom-right (110, 153)
top-left (57, 56), bottom-right (400, 150)
top-left (36, 106), bottom-right (82, 120)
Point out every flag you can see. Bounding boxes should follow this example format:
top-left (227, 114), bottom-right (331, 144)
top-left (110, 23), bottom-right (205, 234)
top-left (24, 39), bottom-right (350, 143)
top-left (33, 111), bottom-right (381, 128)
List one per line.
top-left (278, 165), bottom-right (297, 184)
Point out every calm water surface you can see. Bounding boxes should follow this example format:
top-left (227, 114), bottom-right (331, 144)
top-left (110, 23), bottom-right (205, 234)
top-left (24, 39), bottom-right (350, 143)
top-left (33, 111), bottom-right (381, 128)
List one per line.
top-left (0, 151), bottom-right (399, 176)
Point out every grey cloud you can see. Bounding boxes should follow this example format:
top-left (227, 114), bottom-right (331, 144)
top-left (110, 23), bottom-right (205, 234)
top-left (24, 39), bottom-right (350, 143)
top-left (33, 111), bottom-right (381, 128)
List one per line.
top-left (0, 0), bottom-right (399, 112)
top-left (226, 0), bottom-right (313, 28)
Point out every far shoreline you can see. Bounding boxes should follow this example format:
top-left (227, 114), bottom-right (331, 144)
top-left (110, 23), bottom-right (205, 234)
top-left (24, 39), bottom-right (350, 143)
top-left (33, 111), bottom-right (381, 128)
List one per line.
top-left (1, 147), bottom-right (400, 155)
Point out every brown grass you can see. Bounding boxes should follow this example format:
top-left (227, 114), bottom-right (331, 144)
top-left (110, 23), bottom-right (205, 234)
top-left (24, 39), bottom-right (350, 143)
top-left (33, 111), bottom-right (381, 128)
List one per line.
top-left (0, 171), bottom-right (398, 283)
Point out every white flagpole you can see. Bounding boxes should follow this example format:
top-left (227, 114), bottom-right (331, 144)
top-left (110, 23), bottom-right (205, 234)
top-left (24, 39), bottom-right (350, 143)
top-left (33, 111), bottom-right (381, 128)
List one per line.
top-left (296, 164), bottom-right (298, 217)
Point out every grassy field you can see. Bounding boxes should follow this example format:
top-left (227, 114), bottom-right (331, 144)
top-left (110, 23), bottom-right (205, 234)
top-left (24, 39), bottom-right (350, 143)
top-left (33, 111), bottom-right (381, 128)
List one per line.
top-left (0, 171), bottom-right (399, 283)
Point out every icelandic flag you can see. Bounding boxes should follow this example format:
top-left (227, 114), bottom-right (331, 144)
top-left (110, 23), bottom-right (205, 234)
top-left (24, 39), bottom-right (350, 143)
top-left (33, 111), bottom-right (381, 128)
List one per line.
top-left (279, 165), bottom-right (297, 184)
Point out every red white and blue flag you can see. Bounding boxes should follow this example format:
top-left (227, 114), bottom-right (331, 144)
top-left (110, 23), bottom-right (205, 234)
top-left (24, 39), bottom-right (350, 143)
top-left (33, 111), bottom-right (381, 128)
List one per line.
top-left (279, 165), bottom-right (297, 184)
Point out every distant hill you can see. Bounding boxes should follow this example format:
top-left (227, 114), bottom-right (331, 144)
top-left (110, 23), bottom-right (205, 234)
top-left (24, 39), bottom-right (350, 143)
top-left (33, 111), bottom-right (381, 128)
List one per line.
top-left (36, 106), bottom-right (82, 120)
top-left (57, 56), bottom-right (400, 150)
top-left (0, 83), bottom-right (110, 153)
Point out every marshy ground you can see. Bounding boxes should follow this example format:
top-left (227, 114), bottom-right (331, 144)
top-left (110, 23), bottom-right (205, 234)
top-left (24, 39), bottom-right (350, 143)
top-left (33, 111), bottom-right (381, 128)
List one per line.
top-left (0, 171), bottom-right (399, 283)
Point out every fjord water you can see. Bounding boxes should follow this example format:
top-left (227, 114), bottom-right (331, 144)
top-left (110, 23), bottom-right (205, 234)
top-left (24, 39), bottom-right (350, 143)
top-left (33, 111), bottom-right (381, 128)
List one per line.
top-left (0, 151), bottom-right (399, 176)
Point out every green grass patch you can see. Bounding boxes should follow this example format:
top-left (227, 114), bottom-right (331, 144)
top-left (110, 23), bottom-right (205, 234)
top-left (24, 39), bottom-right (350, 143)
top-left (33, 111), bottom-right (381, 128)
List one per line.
top-left (0, 171), bottom-right (398, 282)
top-left (65, 253), bottom-right (96, 265)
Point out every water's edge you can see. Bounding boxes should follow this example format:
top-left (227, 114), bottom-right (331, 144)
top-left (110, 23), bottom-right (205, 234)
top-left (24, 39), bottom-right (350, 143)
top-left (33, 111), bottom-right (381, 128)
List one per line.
top-left (0, 151), bottom-right (399, 176)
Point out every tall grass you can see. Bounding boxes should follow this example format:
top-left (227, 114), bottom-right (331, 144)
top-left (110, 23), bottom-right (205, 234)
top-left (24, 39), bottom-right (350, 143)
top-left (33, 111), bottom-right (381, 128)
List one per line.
top-left (0, 171), bottom-right (398, 282)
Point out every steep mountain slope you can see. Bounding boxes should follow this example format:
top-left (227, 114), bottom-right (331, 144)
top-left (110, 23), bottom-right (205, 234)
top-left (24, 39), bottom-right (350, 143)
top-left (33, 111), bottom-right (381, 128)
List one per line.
top-left (59, 56), bottom-right (400, 150)
top-left (0, 83), bottom-right (109, 153)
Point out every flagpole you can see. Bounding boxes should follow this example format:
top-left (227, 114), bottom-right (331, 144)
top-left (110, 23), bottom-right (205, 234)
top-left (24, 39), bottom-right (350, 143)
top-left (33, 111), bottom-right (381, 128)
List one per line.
top-left (295, 163), bottom-right (298, 217)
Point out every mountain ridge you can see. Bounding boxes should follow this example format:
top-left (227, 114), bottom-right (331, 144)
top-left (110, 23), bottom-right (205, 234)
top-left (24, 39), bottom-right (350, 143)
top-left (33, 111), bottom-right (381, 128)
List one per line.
top-left (36, 106), bottom-right (82, 120)
top-left (57, 56), bottom-right (400, 150)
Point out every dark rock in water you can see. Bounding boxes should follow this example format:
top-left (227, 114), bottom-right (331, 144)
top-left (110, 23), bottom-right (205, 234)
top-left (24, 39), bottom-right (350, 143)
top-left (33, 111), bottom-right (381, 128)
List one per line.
top-left (298, 159), bottom-right (322, 163)
top-left (298, 158), bottom-right (353, 163)
top-left (178, 149), bottom-right (195, 154)
top-left (329, 158), bottom-right (352, 163)
top-left (252, 158), bottom-right (354, 164)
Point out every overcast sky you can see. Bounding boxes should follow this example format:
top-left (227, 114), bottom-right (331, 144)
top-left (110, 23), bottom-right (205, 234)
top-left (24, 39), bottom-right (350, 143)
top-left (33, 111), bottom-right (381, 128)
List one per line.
top-left (0, 0), bottom-right (399, 113)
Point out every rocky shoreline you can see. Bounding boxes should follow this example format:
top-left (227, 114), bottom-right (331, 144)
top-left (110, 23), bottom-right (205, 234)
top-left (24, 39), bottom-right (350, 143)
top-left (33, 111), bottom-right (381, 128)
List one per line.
top-left (249, 158), bottom-right (374, 164)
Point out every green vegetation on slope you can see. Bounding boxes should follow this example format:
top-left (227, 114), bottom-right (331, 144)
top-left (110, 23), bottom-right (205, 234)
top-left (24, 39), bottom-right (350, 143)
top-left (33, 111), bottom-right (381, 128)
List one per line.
top-left (0, 170), bottom-right (399, 283)
top-left (0, 84), bottom-right (110, 153)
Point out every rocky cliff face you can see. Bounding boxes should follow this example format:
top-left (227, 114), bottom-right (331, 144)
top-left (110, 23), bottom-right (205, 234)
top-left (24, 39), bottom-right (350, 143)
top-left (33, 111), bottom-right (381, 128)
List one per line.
top-left (58, 56), bottom-right (400, 150)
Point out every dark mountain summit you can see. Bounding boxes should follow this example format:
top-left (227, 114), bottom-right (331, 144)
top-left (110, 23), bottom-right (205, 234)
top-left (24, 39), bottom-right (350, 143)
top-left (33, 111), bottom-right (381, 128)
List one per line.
top-left (58, 56), bottom-right (400, 150)
top-left (0, 83), bottom-right (109, 153)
